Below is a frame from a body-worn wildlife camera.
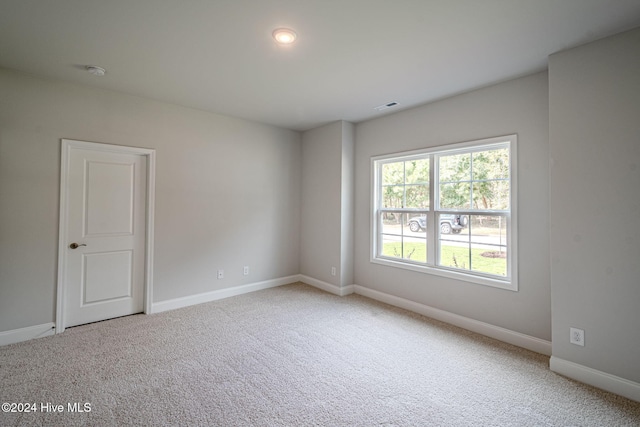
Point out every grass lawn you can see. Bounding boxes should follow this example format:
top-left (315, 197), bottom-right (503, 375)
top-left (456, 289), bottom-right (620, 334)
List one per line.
top-left (382, 242), bottom-right (506, 276)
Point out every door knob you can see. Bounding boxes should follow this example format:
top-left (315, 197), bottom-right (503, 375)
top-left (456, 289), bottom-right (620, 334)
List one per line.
top-left (69, 243), bottom-right (87, 249)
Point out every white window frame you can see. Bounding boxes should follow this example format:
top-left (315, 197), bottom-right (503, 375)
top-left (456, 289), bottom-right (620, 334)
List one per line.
top-left (371, 135), bottom-right (518, 291)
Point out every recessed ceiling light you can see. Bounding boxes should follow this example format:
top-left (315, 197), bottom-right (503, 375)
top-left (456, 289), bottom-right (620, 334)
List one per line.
top-left (272, 28), bottom-right (297, 45)
top-left (85, 65), bottom-right (106, 76)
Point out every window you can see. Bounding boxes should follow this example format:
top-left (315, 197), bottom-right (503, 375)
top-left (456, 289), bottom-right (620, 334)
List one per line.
top-left (372, 135), bottom-right (517, 290)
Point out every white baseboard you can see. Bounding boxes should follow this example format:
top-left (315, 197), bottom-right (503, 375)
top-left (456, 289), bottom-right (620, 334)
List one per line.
top-left (550, 356), bottom-right (640, 402)
top-left (299, 275), bottom-right (355, 296)
top-left (151, 275), bottom-right (300, 313)
top-left (0, 322), bottom-right (56, 346)
top-left (352, 285), bottom-right (552, 356)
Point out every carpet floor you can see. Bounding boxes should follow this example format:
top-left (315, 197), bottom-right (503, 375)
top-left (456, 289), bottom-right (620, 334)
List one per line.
top-left (1, 282), bottom-right (639, 426)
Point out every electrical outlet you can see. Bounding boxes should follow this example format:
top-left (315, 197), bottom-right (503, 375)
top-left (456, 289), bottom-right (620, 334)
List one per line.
top-left (243, 266), bottom-right (249, 276)
top-left (217, 269), bottom-right (224, 279)
top-left (331, 267), bottom-right (336, 276)
top-left (570, 327), bottom-right (585, 346)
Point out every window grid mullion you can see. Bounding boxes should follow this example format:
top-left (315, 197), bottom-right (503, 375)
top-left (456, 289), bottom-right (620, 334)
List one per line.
top-left (402, 162), bottom-right (407, 209)
top-left (427, 155), bottom-right (435, 266)
top-left (469, 153), bottom-right (474, 210)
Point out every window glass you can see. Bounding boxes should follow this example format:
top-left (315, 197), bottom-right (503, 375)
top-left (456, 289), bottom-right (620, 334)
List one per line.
top-left (382, 162), bottom-right (404, 185)
top-left (439, 182), bottom-right (471, 209)
top-left (437, 214), bottom-right (507, 277)
top-left (372, 136), bottom-right (515, 290)
top-left (382, 160), bottom-right (430, 209)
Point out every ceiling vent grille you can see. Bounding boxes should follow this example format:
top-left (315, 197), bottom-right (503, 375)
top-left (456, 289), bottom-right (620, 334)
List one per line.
top-left (373, 101), bottom-right (399, 111)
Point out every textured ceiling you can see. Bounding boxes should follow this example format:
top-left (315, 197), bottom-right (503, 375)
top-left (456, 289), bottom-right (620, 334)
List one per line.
top-left (1, 0), bottom-right (640, 131)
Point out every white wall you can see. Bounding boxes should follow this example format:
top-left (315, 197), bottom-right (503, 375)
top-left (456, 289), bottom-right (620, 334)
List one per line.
top-left (0, 68), bottom-right (301, 332)
top-left (340, 122), bottom-right (355, 287)
top-left (549, 27), bottom-right (640, 383)
top-left (300, 121), bottom-right (354, 287)
top-left (354, 72), bottom-right (551, 341)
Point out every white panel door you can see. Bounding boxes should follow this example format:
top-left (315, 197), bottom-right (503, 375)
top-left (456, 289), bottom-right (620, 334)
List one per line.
top-left (62, 144), bottom-right (147, 328)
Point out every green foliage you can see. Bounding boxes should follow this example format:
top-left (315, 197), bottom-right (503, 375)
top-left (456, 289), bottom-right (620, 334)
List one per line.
top-left (439, 182), bottom-right (471, 209)
top-left (405, 159), bottom-right (429, 183)
top-left (378, 145), bottom-right (510, 279)
top-left (440, 245), bottom-right (506, 276)
top-left (382, 240), bottom-right (427, 262)
top-left (382, 162), bottom-right (404, 185)
top-left (382, 242), bottom-right (506, 276)
top-left (381, 159), bottom-right (429, 209)
top-left (382, 147), bottom-right (508, 211)
top-left (438, 147), bottom-right (509, 210)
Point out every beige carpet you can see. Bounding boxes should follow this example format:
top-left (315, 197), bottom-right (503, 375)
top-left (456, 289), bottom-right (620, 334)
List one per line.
top-left (1, 282), bottom-right (639, 426)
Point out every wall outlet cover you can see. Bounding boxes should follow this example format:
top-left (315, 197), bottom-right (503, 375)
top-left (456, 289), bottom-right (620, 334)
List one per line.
top-left (570, 327), bottom-right (585, 346)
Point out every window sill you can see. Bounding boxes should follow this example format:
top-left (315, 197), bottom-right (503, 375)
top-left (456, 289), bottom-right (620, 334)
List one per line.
top-left (370, 256), bottom-right (517, 291)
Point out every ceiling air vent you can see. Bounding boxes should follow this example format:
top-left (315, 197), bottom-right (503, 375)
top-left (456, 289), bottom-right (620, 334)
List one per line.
top-left (373, 101), bottom-right (399, 112)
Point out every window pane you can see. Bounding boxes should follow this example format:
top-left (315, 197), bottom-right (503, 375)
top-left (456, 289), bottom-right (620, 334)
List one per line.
top-left (382, 162), bottom-right (404, 185)
top-left (439, 153), bottom-right (470, 182)
top-left (470, 215), bottom-right (507, 276)
top-left (470, 243), bottom-right (506, 276)
top-left (405, 214), bottom-right (427, 261)
top-left (381, 185), bottom-right (404, 208)
top-left (381, 212), bottom-right (403, 235)
top-left (438, 213), bottom-right (471, 270)
top-left (406, 214), bottom-right (427, 236)
top-left (405, 185), bottom-right (429, 208)
top-left (403, 237), bottom-right (427, 263)
top-left (381, 211), bottom-right (404, 259)
top-left (381, 235), bottom-right (403, 259)
top-left (472, 180), bottom-right (509, 210)
top-left (472, 148), bottom-right (509, 181)
top-left (437, 213), bottom-right (469, 236)
top-left (439, 182), bottom-right (471, 209)
top-left (439, 243), bottom-right (471, 271)
top-left (405, 159), bottom-right (429, 184)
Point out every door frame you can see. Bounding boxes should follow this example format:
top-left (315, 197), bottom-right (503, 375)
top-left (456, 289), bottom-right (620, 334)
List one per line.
top-left (56, 139), bottom-right (156, 334)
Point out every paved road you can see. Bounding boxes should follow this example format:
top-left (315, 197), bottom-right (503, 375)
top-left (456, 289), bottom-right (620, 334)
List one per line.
top-left (382, 224), bottom-right (507, 250)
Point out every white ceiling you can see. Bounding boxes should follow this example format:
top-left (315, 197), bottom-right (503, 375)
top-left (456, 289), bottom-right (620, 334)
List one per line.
top-left (1, 0), bottom-right (640, 131)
